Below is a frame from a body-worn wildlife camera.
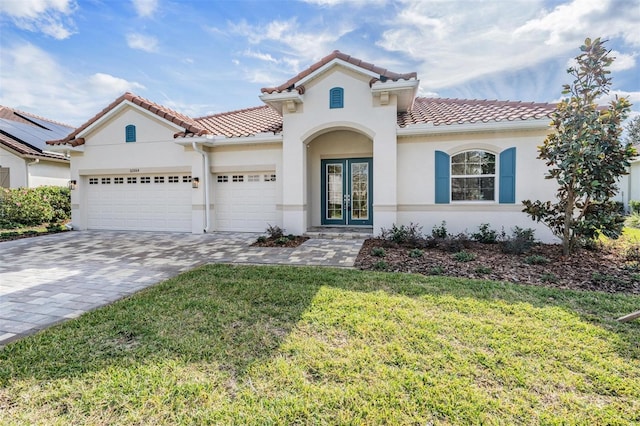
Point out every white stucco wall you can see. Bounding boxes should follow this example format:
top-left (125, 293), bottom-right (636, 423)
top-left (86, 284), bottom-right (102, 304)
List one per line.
top-left (28, 160), bottom-right (70, 187)
top-left (396, 128), bottom-right (559, 242)
top-left (0, 146), bottom-right (69, 188)
top-left (0, 146), bottom-right (27, 188)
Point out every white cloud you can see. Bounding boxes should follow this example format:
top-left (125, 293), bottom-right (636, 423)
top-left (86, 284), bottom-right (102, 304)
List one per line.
top-left (610, 51), bottom-right (637, 72)
top-left (229, 17), bottom-right (352, 64)
top-left (376, 0), bottom-right (640, 94)
top-left (0, 42), bottom-right (145, 125)
top-left (88, 73), bottom-right (145, 95)
top-left (242, 50), bottom-right (278, 63)
top-left (0, 0), bottom-right (76, 39)
top-left (131, 0), bottom-right (158, 18)
top-left (126, 33), bottom-right (159, 52)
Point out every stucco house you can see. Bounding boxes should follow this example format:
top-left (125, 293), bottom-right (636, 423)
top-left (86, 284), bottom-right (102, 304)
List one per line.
top-left (0, 106), bottom-right (72, 188)
top-left (48, 51), bottom-right (564, 240)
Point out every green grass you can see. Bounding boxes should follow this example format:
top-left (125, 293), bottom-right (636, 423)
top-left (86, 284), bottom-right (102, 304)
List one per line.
top-left (1, 265), bottom-right (639, 425)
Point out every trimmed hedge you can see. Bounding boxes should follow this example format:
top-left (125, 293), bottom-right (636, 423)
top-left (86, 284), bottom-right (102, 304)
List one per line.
top-left (0, 186), bottom-right (70, 228)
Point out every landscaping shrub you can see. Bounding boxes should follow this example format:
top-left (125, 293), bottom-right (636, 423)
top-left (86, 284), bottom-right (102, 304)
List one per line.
top-left (501, 227), bottom-right (536, 255)
top-left (380, 223), bottom-right (423, 246)
top-left (453, 250), bottom-right (476, 262)
top-left (625, 213), bottom-right (640, 229)
top-left (524, 254), bottom-right (550, 265)
top-left (266, 224), bottom-right (284, 239)
top-left (0, 187), bottom-right (54, 227)
top-left (471, 223), bottom-right (498, 244)
top-left (438, 233), bottom-right (471, 253)
top-left (371, 247), bottom-right (386, 257)
top-left (408, 248), bottom-right (424, 258)
top-left (630, 200), bottom-right (640, 214)
top-left (0, 186), bottom-right (71, 228)
top-left (431, 221), bottom-right (448, 239)
top-left (35, 186), bottom-right (71, 224)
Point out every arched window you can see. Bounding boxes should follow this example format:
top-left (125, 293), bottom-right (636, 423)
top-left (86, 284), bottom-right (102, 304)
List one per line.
top-left (125, 125), bottom-right (136, 143)
top-left (329, 87), bottom-right (344, 109)
top-left (450, 150), bottom-right (496, 201)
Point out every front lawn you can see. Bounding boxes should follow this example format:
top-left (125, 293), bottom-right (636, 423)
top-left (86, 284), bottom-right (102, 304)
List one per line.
top-left (1, 265), bottom-right (638, 424)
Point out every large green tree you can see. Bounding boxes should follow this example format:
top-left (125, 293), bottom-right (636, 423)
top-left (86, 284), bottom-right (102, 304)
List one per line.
top-left (523, 37), bottom-right (637, 256)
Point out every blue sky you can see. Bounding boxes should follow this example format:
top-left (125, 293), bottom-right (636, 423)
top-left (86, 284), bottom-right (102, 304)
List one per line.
top-left (1, 0), bottom-right (638, 126)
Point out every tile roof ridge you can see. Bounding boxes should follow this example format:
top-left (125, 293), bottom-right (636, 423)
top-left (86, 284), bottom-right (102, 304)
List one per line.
top-left (261, 51), bottom-right (417, 94)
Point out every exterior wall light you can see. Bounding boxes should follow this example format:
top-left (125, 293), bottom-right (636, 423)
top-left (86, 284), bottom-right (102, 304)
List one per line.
top-left (68, 179), bottom-right (77, 190)
top-left (192, 177), bottom-right (200, 189)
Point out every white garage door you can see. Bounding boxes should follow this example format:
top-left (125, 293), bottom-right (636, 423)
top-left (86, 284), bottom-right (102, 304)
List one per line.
top-left (86, 174), bottom-right (192, 232)
top-left (215, 173), bottom-right (277, 232)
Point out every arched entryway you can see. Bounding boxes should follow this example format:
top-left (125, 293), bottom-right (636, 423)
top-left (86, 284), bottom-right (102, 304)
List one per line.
top-left (305, 128), bottom-right (373, 229)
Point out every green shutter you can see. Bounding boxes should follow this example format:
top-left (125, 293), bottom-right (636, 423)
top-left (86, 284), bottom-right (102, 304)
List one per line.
top-left (499, 147), bottom-right (516, 203)
top-left (435, 150), bottom-right (450, 204)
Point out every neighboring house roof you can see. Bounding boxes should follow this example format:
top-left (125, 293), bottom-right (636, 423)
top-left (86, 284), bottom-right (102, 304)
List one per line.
top-left (398, 98), bottom-right (556, 127)
top-left (47, 92), bottom-right (209, 147)
top-left (0, 106), bottom-right (73, 161)
top-left (260, 50), bottom-right (418, 94)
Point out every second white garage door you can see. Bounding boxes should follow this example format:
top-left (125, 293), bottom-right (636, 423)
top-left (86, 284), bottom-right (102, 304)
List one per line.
top-left (214, 173), bottom-right (278, 232)
top-left (86, 174), bottom-right (192, 232)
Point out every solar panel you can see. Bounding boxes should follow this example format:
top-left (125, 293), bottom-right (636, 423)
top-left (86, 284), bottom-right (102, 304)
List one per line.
top-left (0, 118), bottom-right (62, 152)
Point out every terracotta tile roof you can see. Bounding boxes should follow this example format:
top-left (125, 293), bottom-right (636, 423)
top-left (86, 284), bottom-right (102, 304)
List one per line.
top-left (398, 98), bottom-right (555, 127)
top-left (261, 50), bottom-right (417, 94)
top-left (0, 105), bottom-right (71, 161)
top-left (47, 92), bottom-right (209, 146)
top-left (182, 106), bottom-right (282, 138)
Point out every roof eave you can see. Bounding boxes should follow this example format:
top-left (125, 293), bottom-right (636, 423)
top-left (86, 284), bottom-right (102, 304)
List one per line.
top-left (371, 79), bottom-right (420, 112)
top-left (175, 132), bottom-right (283, 147)
top-left (259, 92), bottom-right (304, 115)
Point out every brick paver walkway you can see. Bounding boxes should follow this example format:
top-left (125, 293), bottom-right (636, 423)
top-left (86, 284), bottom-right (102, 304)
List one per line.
top-left (0, 231), bottom-right (364, 346)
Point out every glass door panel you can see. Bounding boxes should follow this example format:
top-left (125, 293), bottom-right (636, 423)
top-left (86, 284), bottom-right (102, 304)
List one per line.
top-left (321, 158), bottom-right (372, 226)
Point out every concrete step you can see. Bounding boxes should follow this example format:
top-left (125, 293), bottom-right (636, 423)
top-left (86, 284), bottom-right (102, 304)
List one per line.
top-left (305, 227), bottom-right (373, 240)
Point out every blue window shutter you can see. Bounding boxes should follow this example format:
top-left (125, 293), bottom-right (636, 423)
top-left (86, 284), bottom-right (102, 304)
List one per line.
top-left (330, 87), bottom-right (344, 109)
top-left (435, 150), bottom-right (450, 204)
top-left (125, 125), bottom-right (136, 142)
top-left (499, 147), bottom-right (516, 203)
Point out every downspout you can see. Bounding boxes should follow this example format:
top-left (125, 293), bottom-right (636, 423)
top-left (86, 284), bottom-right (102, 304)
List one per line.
top-left (192, 141), bottom-right (210, 232)
top-left (26, 158), bottom-right (39, 188)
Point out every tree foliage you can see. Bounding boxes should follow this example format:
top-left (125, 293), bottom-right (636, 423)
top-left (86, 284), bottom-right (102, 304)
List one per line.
top-left (522, 38), bottom-right (637, 256)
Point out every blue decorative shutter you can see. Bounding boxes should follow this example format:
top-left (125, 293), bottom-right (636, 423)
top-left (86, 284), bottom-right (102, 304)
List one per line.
top-left (499, 147), bottom-right (516, 203)
top-left (435, 150), bottom-right (450, 204)
top-left (330, 87), bottom-right (344, 109)
top-left (125, 125), bottom-right (136, 142)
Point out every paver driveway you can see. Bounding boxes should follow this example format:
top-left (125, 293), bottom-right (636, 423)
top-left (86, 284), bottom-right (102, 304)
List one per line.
top-left (0, 230), bottom-right (364, 345)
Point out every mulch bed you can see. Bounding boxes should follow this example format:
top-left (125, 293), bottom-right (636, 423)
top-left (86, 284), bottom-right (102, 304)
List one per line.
top-left (356, 239), bottom-right (640, 295)
top-left (251, 236), bottom-right (310, 248)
